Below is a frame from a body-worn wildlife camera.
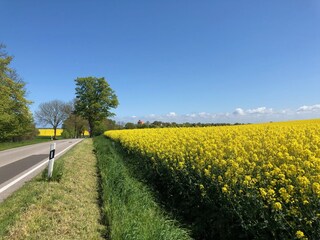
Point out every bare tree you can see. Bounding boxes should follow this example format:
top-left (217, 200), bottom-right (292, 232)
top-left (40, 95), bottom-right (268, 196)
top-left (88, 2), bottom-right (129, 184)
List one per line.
top-left (35, 100), bottom-right (71, 139)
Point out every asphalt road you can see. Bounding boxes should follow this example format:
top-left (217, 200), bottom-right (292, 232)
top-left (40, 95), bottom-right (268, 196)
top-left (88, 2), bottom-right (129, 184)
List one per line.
top-left (0, 139), bottom-right (83, 202)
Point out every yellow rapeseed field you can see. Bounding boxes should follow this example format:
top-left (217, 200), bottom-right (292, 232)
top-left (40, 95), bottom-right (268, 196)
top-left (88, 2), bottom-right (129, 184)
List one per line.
top-left (105, 119), bottom-right (320, 239)
top-left (38, 129), bottom-right (90, 137)
top-left (38, 128), bottom-right (64, 137)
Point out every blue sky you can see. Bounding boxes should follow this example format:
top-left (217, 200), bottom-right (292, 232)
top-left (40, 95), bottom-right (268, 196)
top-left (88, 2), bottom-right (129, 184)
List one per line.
top-left (1, 0), bottom-right (320, 124)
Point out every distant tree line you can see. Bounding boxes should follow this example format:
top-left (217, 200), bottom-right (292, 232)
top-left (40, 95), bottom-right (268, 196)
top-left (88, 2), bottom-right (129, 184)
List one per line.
top-left (124, 120), bottom-right (247, 129)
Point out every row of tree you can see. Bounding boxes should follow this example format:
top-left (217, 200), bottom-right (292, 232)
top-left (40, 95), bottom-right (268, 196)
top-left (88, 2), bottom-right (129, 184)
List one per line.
top-left (0, 44), bottom-right (119, 142)
top-left (124, 121), bottom-right (246, 129)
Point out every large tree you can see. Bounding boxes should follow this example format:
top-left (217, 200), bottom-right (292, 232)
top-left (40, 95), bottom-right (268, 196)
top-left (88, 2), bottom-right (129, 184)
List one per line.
top-left (35, 100), bottom-right (70, 139)
top-left (74, 77), bottom-right (119, 137)
top-left (0, 44), bottom-right (37, 142)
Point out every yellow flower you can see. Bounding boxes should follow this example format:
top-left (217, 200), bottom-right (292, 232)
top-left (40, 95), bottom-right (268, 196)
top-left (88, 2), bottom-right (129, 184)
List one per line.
top-left (295, 230), bottom-right (305, 239)
top-left (259, 188), bottom-right (267, 199)
top-left (204, 168), bottom-right (210, 177)
top-left (222, 185), bottom-right (229, 193)
top-left (273, 202), bottom-right (282, 211)
top-left (297, 176), bottom-right (310, 187)
top-left (279, 187), bottom-right (291, 203)
top-left (312, 182), bottom-right (320, 197)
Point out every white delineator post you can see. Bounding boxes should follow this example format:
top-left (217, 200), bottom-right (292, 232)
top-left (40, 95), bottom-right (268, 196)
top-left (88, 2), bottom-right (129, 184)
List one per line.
top-left (48, 143), bottom-right (56, 178)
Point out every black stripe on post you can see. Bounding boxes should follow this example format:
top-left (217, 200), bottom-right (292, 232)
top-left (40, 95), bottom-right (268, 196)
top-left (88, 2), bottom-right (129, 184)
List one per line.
top-left (49, 149), bottom-right (55, 160)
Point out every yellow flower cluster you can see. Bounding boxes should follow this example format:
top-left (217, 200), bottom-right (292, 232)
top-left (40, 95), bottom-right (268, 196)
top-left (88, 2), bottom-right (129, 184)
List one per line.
top-left (105, 119), bottom-right (320, 238)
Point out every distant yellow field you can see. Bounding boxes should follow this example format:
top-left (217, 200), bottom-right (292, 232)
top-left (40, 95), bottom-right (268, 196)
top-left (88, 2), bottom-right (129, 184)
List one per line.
top-left (38, 129), bottom-right (89, 137)
top-left (38, 128), bottom-right (63, 137)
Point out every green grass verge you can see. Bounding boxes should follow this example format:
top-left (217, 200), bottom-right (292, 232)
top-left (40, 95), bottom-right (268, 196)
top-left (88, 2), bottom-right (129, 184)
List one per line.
top-left (0, 139), bottom-right (105, 240)
top-left (0, 137), bottom-right (55, 151)
top-left (93, 136), bottom-right (192, 240)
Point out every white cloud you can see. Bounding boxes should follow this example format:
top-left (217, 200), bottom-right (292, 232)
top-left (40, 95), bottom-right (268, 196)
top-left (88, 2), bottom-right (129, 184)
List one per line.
top-left (166, 112), bottom-right (177, 117)
top-left (246, 107), bottom-right (273, 114)
top-left (186, 113), bottom-right (197, 118)
top-left (233, 107), bottom-right (273, 116)
top-left (233, 108), bottom-right (245, 116)
top-left (297, 104), bottom-right (320, 113)
top-left (198, 112), bottom-right (213, 118)
top-left (113, 103), bottom-right (320, 124)
top-left (280, 109), bottom-right (292, 114)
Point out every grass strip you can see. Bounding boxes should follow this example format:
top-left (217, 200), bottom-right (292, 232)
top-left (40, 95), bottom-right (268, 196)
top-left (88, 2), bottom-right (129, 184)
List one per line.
top-left (0, 139), bottom-right (105, 240)
top-left (0, 137), bottom-right (54, 151)
top-left (93, 136), bottom-right (192, 240)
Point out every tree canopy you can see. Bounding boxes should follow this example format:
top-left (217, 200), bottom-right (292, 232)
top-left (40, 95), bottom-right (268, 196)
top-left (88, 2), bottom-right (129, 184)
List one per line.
top-left (0, 44), bottom-right (37, 142)
top-left (74, 77), bottom-right (119, 137)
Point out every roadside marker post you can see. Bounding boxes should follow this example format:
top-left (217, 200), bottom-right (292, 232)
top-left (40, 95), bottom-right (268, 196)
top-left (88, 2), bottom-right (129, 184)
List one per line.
top-left (48, 143), bottom-right (56, 178)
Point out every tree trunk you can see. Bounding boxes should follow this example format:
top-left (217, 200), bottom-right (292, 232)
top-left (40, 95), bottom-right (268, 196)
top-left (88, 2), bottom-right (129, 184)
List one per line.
top-left (53, 127), bottom-right (57, 140)
top-left (89, 120), bottom-right (94, 138)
